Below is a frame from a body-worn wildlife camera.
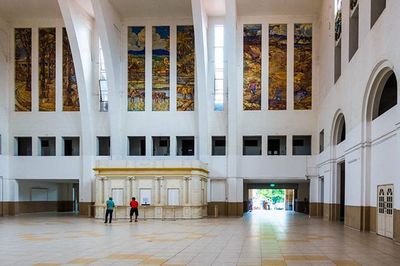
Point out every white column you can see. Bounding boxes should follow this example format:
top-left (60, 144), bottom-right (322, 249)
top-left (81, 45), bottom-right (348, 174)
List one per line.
top-left (160, 177), bottom-right (166, 205)
top-left (395, 124), bottom-right (400, 211)
top-left (91, 0), bottom-right (124, 159)
top-left (225, 0), bottom-right (238, 179)
top-left (188, 177), bottom-right (193, 205)
top-left (125, 176), bottom-right (131, 205)
top-left (129, 176), bottom-right (137, 199)
top-left (154, 176), bottom-right (163, 205)
top-left (191, 0), bottom-right (209, 162)
top-left (58, 0), bottom-right (96, 205)
top-left (95, 177), bottom-right (102, 205)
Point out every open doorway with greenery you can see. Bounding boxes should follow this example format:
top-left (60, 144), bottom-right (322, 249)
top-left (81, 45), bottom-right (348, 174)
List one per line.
top-left (248, 189), bottom-right (294, 211)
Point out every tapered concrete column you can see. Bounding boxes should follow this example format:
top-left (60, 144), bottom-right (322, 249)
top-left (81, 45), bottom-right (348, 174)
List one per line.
top-left (58, 0), bottom-right (96, 211)
top-left (91, 0), bottom-right (125, 159)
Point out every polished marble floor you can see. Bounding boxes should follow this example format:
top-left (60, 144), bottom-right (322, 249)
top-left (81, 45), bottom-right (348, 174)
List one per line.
top-left (0, 210), bottom-right (399, 266)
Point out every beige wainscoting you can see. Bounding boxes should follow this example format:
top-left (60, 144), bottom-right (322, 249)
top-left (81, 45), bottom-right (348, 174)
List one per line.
top-left (323, 203), bottom-right (341, 221)
top-left (309, 202), bottom-right (324, 217)
top-left (0, 201), bottom-right (74, 216)
top-left (207, 202), bottom-right (243, 217)
top-left (394, 209), bottom-right (400, 243)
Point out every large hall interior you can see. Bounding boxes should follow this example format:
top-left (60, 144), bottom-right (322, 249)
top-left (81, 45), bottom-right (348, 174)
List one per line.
top-left (0, 0), bottom-right (400, 265)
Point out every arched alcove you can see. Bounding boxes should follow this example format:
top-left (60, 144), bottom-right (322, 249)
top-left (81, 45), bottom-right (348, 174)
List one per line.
top-left (374, 72), bottom-right (397, 119)
top-left (331, 111), bottom-right (346, 146)
top-left (364, 65), bottom-right (398, 123)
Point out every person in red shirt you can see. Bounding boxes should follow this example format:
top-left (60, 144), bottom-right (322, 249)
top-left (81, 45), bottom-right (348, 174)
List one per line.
top-left (130, 197), bottom-right (139, 222)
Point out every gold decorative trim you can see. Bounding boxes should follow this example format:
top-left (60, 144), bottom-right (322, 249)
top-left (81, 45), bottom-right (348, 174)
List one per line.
top-left (93, 167), bottom-right (209, 174)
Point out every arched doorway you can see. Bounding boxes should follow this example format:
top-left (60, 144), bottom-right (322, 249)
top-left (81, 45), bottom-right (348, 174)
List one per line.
top-left (331, 111), bottom-right (346, 222)
top-left (363, 62), bottom-right (398, 238)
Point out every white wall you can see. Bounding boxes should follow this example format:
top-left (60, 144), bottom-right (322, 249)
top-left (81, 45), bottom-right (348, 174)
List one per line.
top-left (17, 180), bottom-right (73, 201)
top-left (316, 0), bottom-right (400, 211)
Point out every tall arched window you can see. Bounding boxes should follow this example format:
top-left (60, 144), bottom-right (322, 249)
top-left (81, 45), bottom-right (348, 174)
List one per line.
top-left (332, 112), bottom-right (346, 146)
top-left (373, 71), bottom-right (397, 120)
top-left (336, 114), bottom-right (346, 145)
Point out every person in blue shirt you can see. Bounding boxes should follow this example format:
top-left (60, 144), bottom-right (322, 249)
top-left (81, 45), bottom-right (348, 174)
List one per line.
top-left (104, 197), bottom-right (115, 224)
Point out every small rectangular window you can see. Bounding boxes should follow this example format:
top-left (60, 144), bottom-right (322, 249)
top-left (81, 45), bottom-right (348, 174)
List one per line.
top-left (16, 137), bottom-right (32, 156)
top-left (177, 136), bottom-right (194, 156)
top-left (153, 136), bottom-right (170, 156)
top-left (243, 136), bottom-right (262, 156)
top-left (63, 137), bottom-right (80, 156)
top-left (319, 130), bottom-right (325, 153)
top-left (0, 134), bottom-right (2, 155)
top-left (97, 136), bottom-right (110, 156)
top-left (212, 136), bottom-right (226, 156)
top-left (39, 137), bottom-right (56, 156)
top-left (267, 136), bottom-right (286, 156)
top-left (128, 136), bottom-right (146, 156)
top-left (293, 136), bottom-right (312, 155)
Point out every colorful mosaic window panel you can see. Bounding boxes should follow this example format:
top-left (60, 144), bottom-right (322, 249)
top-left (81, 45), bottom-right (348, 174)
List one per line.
top-left (243, 24), bottom-right (262, 111)
top-left (268, 24), bottom-right (287, 110)
top-left (294, 24), bottom-right (312, 110)
top-left (176, 25), bottom-right (195, 111)
top-left (63, 28), bottom-right (79, 111)
top-left (15, 28), bottom-right (32, 112)
top-left (152, 26), bottom-right (170, 111)
top-left (38, 28), bottom-right (56, 111)
top-left (128, 26), bottom-right (145, 111)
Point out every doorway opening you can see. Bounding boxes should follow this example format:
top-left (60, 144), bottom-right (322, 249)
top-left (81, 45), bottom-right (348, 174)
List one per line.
top-left (338, 161), bottom-right (346, 221)
top-left (72, 183), bottom-right (79, 213)
top-left (247, 189), bottom-right (294, 211)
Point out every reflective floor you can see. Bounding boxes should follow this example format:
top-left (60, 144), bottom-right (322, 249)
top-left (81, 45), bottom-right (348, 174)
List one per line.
top-left (0, 210), bottom-right (399, 266)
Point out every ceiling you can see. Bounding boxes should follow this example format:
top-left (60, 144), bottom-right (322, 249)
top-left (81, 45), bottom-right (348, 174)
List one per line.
top-left (204, 0), bottom-right (225, 16)
top-left (109, 0), bottom-right (192, 18)
top-left (0, 0), bottom-right (323, 23)
top-left (0, 0), bottom-right (62, 21)
top-left (77, 0), bottom-right (94, 17)
top-left (237, 0), bottom-right (322, 16)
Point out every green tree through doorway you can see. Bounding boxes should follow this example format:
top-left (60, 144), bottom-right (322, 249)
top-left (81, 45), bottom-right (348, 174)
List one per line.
top-left (257, 189), bottom-right (285, 204)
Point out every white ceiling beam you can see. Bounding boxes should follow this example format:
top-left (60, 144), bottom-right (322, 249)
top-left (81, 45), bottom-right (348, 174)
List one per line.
top-left (225, 0), bottom-right (238, 180)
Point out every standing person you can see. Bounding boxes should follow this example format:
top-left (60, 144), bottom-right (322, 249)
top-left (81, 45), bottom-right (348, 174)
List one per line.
top-left (104, 197), bottom-right (115, 224)
top-left (304, 197), bottom-right (309, 214)
top-left (130, 197), bottom-right (139, 222)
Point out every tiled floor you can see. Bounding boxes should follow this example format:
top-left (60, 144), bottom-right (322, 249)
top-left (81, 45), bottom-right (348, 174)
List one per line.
top-left (0, 210), bottom-right (399, 266)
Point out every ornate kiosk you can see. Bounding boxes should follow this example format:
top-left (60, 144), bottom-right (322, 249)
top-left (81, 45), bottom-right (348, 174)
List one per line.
top-left (93, 160), bottom-right (208, 219)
